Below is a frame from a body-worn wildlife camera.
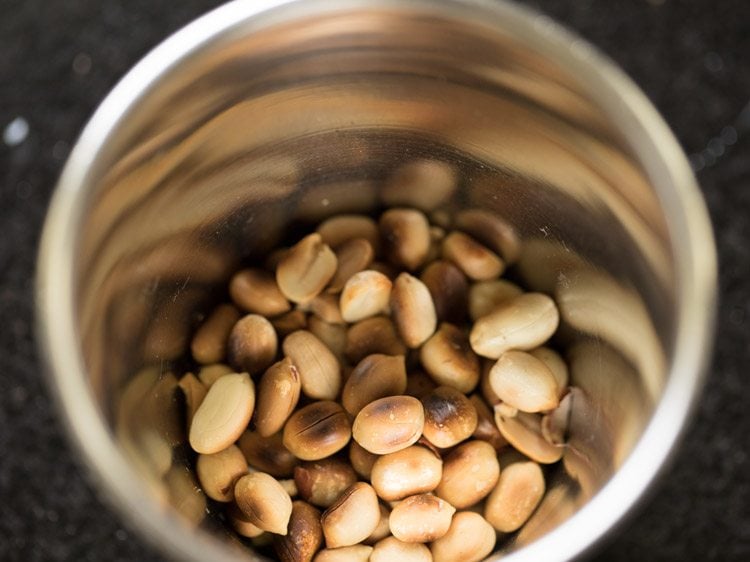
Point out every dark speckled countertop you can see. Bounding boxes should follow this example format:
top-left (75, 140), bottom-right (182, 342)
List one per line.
top-left (1, 1), bottom-right (748, 560)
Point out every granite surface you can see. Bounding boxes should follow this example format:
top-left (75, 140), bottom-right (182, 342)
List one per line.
top-left (1, 0), bottom-right (748, 560)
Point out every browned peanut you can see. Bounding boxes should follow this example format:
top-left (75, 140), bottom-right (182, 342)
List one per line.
top-left (421, 386), bottom-right (478, 449)
top-left (307, 316), bottom-right (348, 365)
top-left (228, 502), bottom-right (265, 538)
top-left (230, 268), bottom-right (291, 317)
top-left (468, 279), bottom-right (524, 321)
top-left (197, 363), bottom-right (233, 388)
top-left (442, 231), bottom-right (505, 281)
top-left (489, 350), bottom-right (560, 413)
top-left (346, 316), bottom-right (407, 363)
top-left (316, 214), bottom-right (380, 251)
top-left (321, 482), bottom-right (380, 548)
top-left (404, 370), bottom-right (437, 399)
top-left (339, 270), bottom-right (392, 323)
top-left (530, 346), bottom-right (569, 397)
top-left (541, 389), bottom-right (572, 446)
top-left (380, 208), bottom-right (431, 271)
top-left (178, 373), bottom-right (207, 430)
top-left (277, 233), bottom-right (338, 303)
top-left (304, 294), bottom-right (345, 325)
top-left (327, 238), bottom-right (375, 293)
top-left (430, 511), bottom-right (496, 562)
top-left (283, 330), bottom-right (341, 400)
top-left (283, 401), bottom-right (351, 461)
top-left (365, 503), bottom-right (391, 545)
top-left (272, 309), bottom-right (309, 337)
top-left (342, 354), bottom-right (407, 415)
top-left (484, 459), bottom-right (545, 532)
top-left (371, 445), bottom-right (443, 501)
top-left (469, 394), bottom-right (507, 451)
top-left (235, 471), bottom-right (293, 535)
top-left (227, 314), bottom-right (278, 375)
top-left (371, 536), bottom-right (432, 562)
top-left (435, 440), bottom-right (499, 508)
top-left (389, 494), bottom-right (456, 543)
top-left (381, 159), bottom-right (456, 212)
top-left (352, 396), bottom-right (425, 455)
top-left (493, 408), bottom-right (563, 464)
top-left (349, 440), bottom-right (379, 480)
top-left (470, 293), bottom-right (559, 359)
top-left (238, 430), bottom-right (299, 477)
top-left (454, 209), bottom-right (520, 264)
top-left (420, 323), bottom-right (479, 393)
top-left (255, 358), bottom-right (302, 437)
top-left (294, 458), bottom-right (358, 508)
top-left (274, 500), bottom-right (323, 562)
top-left (191, 304), bottom-right (241, 364)
top-left (196, 444), bottom-right (248, 502)
top-left (391, 273), bottom-right (437, 348)
top-left (189, 373), bottom-right (255, 454)
top-left (420, 260), bottom-right (469, 324)
top-left (313, 545), bottom-right (373, 562)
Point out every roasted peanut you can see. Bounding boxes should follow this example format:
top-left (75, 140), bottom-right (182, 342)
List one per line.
top-left (327, 238), bottom-right (375, 293)
top-left (345, 316), bottom-right (407, 363)
top-left (436, 440), bottom-right (499, 508)
top-left (294, 458), bottom-right (358, 508)
top-left (421, 386), bottom-right (477, 449)
top-left (339, 270), bottom-right (392, 323)
top-left (342, 354), bottom-right (407, 415)
top-left (274, 500), bottom-right (323, 562)
top-left (189, 373), bottom-right (254, 454)
top-left (470, 292), bottom-right (559, 358)
top-left (277, 233), bottom-right (338, 303)
top-left (272, 309), bottom-right (309, 337)
top-left (352, 395), bottom-right (425, 455)
top-left (404, 370), bottom-right (438, 399)
top-left (391, 273), bottom-right (437, 348)
top-left (283, 330), bottom-right (341, 400)
top-left (238, 430), bottom-right (299, 478)
top-left (489, 350), bottom-right (560, 413)
top-left (228, 502), bottom-right (265, 538)
top-left (541, 389), bottom-right (572, 446)
top-left (531, 346), bottom-right (569, 397)
top-left (197, 363), bottom-right (233, 387)
top-left (484, 459), bottom-right (545, 532)
top-left (191, 304), bottom-right (241, 364)
top-left (420, 323), bottom-right (480, 393)
top-left (380, 208), bottom-right (431, 271)
top-left (316, 214), bottom-right (380, 251)
top-left (178, 373), bottom-right (207, 430)
top-left (235, 471), bottom-right (293, 535)
top-left (365, 503), bottom-right (391, 545)
top-left (196, 444), bottom-right (248, 502)
top-left (230, 268), bottom-right (291, 317)
top-left (442, 231), bottom-right (505, 281)
top-left (348, 440), bottom-right (379, 480)
top-left (283, 401), bottom-right (351, 461)
top-left (430, 511), bottom-right (496, 562)
top-left (227, 314), bottom-right (278, 375)
top-left (420, 260), bottom-right (469, 324)
top-left (454, 209), bottom-right (520, 264)
top-left (389, 493), bottom-right (456, 543)
top-left (321, 482), bottom-right (380, 548)
top-left (255, 358), bottom-right (302, 437)
top-left (371, 536), bottom-right (432, 562)
top-left (305, 293), bottom-right (345, 325)
top-left (468, 279), bottom-right (524, 321)
top-left (469, 394), bottom-right (507, 450)
top-left (371, 445), bottom-right (443, 501)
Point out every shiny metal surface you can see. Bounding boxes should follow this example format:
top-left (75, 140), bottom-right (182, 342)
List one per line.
top-left (37, 0), bottom-right (716, 561)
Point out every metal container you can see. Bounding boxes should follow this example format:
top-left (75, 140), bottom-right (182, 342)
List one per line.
top-left (37, 0), bottom-right (716, 560)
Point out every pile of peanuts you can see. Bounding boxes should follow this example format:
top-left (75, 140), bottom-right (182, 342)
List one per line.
top-left (179, 206), bottom-right (571, 562)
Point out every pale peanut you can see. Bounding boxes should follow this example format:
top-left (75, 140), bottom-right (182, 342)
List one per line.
top-left (371, 536), bottom-right (432, 562)
top-left (468, 279), bottom-right (524, 321)
top-left (255, 358), bottom-right (302, 437)
top-left (531, 346), bottom-right (569, 397)
top-left (283, 330), bottom-right (341, 400)
top-left (389, 494), bottom-right (455, 543)
top-left (364, 503), bottom-right (391, 545)
top-left (277, 233), bottom-right (337, 303)
top-left (197, 363), bottom-right (232, 388)
top-left (454, 209), bottom-right (520, 264)
top-left (470, 292), bottom-right (559, 358)
top-left (321, 482), bottom-right (380, 548)
top-left (391, 273), bottom-right (437, 348)
top-left (196, 444), bottom-right (248, 502)
top-left (371, 445), bottom-right (443, 501)
top-left (305, 294), bottom-right (345, 324)
top-left (430, 511), bottom-right (496, 562)
top-left (493, 408), bottom-right (563, 464)
top-left (339, 270), bottom-right (392, 323)
top-left (189, 373), bottom-right (254, 454)
top-left (316, 214), bottom-right (380, 251)
top-left (489, 350), bottom-right (560, 413)
top-left (313, 545), bottom-right (373, 562)
top-left (342, 354), bottom-right (407, 415)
